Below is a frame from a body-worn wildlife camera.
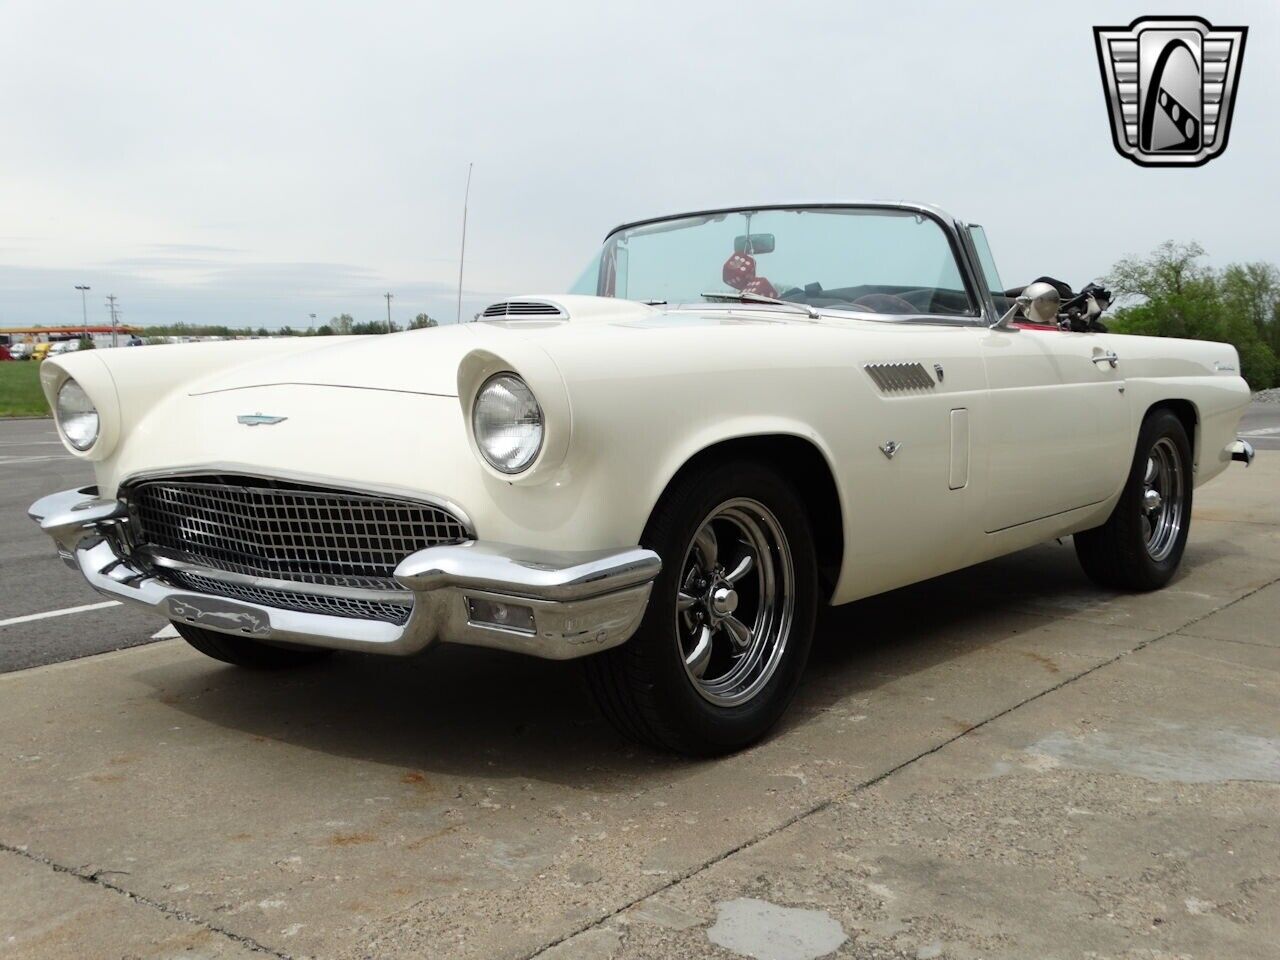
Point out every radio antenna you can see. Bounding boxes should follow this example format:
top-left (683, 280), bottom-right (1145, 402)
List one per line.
top-left (456, 162), bottom-right (473, 323)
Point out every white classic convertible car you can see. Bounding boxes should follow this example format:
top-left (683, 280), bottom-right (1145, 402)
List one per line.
top-left (32, 203), bottom-right (1255, 755)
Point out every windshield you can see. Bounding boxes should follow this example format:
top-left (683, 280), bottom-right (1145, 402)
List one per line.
top-left (571, 207), bottom-right (975, 318)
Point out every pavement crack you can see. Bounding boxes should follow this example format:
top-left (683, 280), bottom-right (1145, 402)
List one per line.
top-left (0, 840), bottom-right (292, 959)
top-left (520, 572), bottom-right (1280, 959)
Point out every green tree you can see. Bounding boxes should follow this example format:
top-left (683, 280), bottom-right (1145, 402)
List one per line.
top-left (315, 324), bottom-right (335, 336)
top-left (1107, 241), bottom-right (1278, 390)
top-left (1220, 262), bottom-right (1280, 355)
top-left (409, 313), bottom-right (438, 329)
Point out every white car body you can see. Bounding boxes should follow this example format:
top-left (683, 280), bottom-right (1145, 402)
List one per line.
top-left (31, 203), bottom-right (1253, 669)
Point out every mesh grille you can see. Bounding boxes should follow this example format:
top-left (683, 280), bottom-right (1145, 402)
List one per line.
top-left (168, 570), bottom-right (413, 624)
top-left (125, 475), bottom-right (470, 621)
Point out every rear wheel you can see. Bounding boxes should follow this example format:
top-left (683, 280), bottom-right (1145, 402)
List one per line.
top-left (584, 461), bottom-right (818, 756)
top-left (173, 622), bottom-right (335, 669)
top-left (1074, 409), bottom-right (1193, 591)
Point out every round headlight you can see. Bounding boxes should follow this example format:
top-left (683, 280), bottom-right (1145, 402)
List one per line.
top-left (473, 374), bottom-right (544, 474)
top-left (56, 378), bottom-right (100, 451)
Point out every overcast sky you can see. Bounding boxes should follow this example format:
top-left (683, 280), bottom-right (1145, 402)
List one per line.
top-left (2, 1), bottom-right (1277, 330)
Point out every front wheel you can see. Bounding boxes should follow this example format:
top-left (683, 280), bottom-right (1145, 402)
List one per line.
top-left (1074, 409), bottom-right (1193, 591)
top-left (584, 461), bottom-right (818, 756)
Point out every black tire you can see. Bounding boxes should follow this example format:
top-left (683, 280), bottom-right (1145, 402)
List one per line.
top-left (1074, 409), bottom-right (1193, 591)
top-left (173, 622), bottom-right (335, 669)
top-left (584, 460), bottom-right (818, 756)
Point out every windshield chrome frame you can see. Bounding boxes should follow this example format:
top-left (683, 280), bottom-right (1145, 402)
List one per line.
top-left (602, 202), bottom-right (993, 327)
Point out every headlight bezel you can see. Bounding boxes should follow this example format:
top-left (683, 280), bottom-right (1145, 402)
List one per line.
top-left (471, 372), bottom-right (546, 475)
top-left (55, 377), bottom-right (101, 452)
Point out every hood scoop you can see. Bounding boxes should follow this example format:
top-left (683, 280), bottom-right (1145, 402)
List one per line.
top-left (481, 299), bottom-right (568, 320)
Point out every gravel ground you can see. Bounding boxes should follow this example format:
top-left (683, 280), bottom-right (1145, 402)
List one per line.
top-left (1253, 387), bottom-right (1280, 403)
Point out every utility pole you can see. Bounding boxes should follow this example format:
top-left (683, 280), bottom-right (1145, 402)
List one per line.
top-left (105, 295), bottom-right (120, 348)
top-left (384, 292), bottom-right (393, 334)
top-left (75, 285), bottom-right (90, 341)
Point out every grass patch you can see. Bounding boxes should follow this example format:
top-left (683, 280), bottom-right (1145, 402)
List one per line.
top-left (0, 362), bottom-right (50, 418)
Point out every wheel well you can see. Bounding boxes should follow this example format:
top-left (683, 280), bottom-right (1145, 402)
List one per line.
top-left (1146, 399), bottom-right (1198, 461)
top-left (655, 435), bottom-right (844, 600)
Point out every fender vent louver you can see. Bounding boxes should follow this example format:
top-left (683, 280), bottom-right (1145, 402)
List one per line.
top-left (481, 299), bottom-right (567, 319)
top-left (864, 362), bottom-right (936, 392)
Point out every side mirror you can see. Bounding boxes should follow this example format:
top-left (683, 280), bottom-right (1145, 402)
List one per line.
top-left (1021, 281), bottom-right (1061, 325)
top-left (991, 280), bottom-right (1062, 329)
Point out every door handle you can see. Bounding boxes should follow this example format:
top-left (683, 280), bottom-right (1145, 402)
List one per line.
top-left (1092, 351), bottom-right (1119, 368)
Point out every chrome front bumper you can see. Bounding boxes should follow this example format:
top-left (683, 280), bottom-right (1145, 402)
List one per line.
top-left (29, 486), bottom-right (660, 659)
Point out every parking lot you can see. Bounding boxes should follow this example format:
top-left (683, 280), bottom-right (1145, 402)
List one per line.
top-left (2, 414), bottom-right (1277, 960)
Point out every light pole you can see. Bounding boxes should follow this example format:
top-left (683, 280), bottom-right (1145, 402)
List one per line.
top-left (384, 292), bottom-right (393, 334)
top-left (106, 295), bottom-right (120, 348)
top-left (309, 313), bottom-right (317, 332)
top-left (75, 285), bottom-right (90, 341)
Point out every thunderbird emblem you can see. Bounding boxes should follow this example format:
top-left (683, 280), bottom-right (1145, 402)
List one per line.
top-left (236, 413), bottom-right (288, 426)
top-left (1094, 16), bottom-right (1247, 167)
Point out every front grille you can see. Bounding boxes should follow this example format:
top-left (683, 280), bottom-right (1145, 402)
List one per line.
top-left (125, 476), bottom-right (470, 623)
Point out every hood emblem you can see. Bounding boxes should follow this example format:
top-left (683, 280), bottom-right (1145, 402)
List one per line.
top-left (237, 413), bottom-right (288, 427)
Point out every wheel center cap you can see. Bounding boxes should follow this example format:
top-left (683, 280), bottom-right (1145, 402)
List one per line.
top-left (1143, 488), bottom-right (1163, 513)
top-left (710, 584), bottom-right (738, 617)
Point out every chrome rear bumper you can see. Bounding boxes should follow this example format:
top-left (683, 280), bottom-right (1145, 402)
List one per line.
top-left (1229, 438), bottom-right (1255, 467)
top-left (29, 486), bottom-right (660, 659)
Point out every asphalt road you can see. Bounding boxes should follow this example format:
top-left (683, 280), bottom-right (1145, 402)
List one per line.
top-left (2, 400), bottom-right (1278, 674)
top-left (1238, 398), bottom-right (1280, 450)
top-left (0, 418), bottom-right (162, 672)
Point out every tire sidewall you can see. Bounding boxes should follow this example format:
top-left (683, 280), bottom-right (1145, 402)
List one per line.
top-left (637, 461), bottom-right (818, 753)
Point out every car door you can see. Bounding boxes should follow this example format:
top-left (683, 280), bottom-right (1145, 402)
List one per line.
top-left (962, 225), bottom-right (1131, 532)
top-left (978, 326), bottom-right (1130, 532)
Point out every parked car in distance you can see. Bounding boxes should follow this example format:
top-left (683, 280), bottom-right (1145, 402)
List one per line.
top-left (30, 202), bottom-right (1256, 755)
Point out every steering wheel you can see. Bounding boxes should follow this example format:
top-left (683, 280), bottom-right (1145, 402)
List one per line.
top-left (851, 293), bottom-right (918, 315)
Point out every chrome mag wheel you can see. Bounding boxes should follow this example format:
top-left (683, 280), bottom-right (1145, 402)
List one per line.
top-left (675, 498), bottom-right (795, 707)
top-left (1142, 436), bottom-right (1185, 562)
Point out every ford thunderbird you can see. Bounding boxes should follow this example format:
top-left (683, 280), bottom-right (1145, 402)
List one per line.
top-left (31, 203), bottom-right (1255, 755)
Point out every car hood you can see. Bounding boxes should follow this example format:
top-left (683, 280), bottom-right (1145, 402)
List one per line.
top-left (128, 295), bottom-right (852, 401)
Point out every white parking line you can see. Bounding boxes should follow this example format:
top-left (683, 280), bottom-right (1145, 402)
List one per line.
top-left (1240, 426), bottom-right (1280, 437)
top-left (0, 455), bottom-right (73, 465)
top-left (0, 601), bottom-right (121, 628)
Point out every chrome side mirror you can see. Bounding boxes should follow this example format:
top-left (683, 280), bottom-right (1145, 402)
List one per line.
top-left (991, 280), bottom-right (1062, 329)
top-left (1022, 281), bottom-right (1061, 325)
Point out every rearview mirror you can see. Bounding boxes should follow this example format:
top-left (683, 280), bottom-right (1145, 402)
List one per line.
top-left (734, 233), bottom-right (775, 255)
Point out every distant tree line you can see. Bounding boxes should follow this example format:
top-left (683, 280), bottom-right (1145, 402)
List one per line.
top-left (1108, 241), bottom-right (1279, 389)
top-left (139, 313), bottom-right (439, 340)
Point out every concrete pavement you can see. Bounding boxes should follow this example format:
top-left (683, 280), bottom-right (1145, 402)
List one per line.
top-left (0, 446), bottom-right (1274, 958)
